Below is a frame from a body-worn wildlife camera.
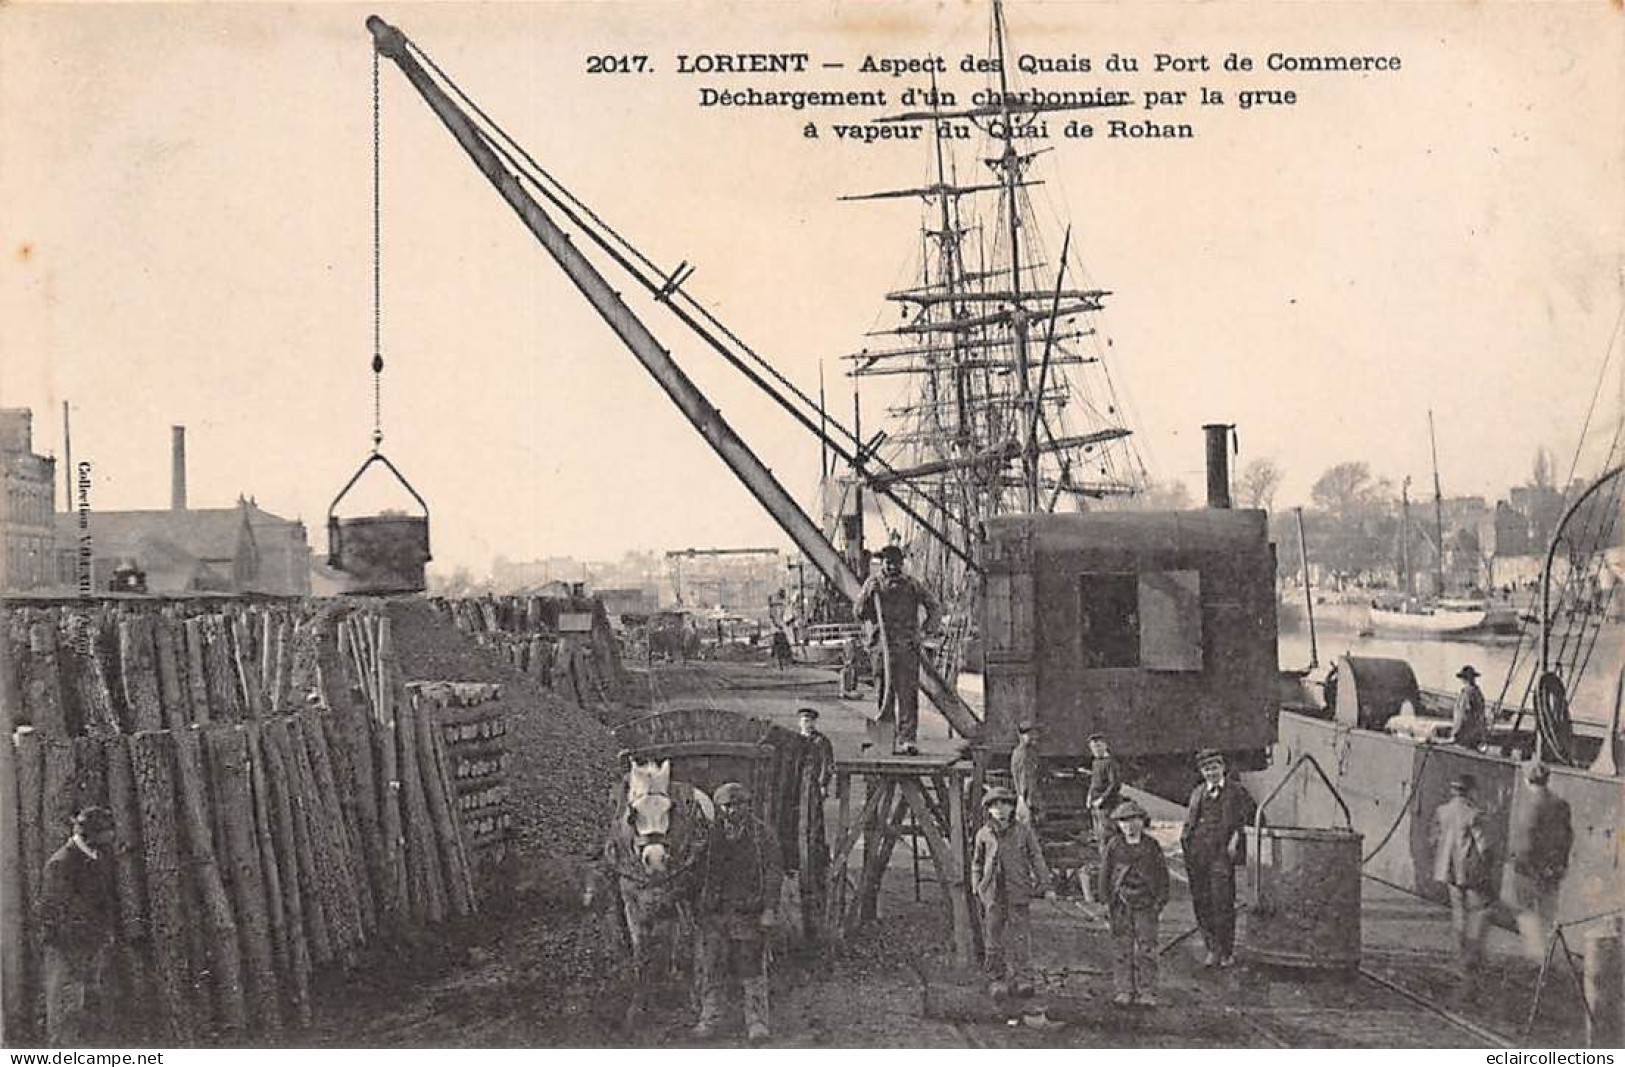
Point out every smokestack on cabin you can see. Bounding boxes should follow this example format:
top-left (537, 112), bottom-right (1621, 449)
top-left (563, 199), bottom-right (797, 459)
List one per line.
top-left (171, 425), bottom-right (187, 512)
top-left (1203, 423), bottom-right (1232, 509)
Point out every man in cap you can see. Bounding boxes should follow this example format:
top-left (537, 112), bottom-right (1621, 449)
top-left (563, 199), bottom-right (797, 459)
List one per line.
top-left (40, 806), bottom-right (118, 1046)
top-left (1451, 665), bottom-right (1489, 750)
top-left (854, 543), bottom-right (940, 755)
top-left (694, 781), bottom-right (783, 1044)
top-left (1086, 733), bottom-right (1124, 848)
top-left (1179, 749), bottom-right (1256, 968)
top-left (971, 786), bottom-right (1055, 997)
top-left (1097, 800), bottom-right (1170, 1006)
top-left (1433, 773), bottom-right (1492, 991)
top-left (796, 707), bottom-right (835, 908)
top-left (1010, 723), bottom-right (1040, 824)
top-left (1507, 760), bottom-right (1573, 961)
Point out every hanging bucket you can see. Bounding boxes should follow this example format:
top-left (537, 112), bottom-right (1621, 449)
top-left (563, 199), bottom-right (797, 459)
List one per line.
top-left (327, 451), bottom-right (431, 595)
top-left (1241, 753), bottom-right (1364, 971)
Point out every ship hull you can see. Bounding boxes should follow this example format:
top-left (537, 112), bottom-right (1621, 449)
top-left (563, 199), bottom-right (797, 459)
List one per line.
top-left (1245, 710), bottom-right (1623, 927)
top-left (1366, 605), bottom-right (1521, 638)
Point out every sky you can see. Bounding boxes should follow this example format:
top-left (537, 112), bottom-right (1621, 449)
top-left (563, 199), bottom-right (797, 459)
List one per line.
top-left (2, 1), bottom-right (1622, 575)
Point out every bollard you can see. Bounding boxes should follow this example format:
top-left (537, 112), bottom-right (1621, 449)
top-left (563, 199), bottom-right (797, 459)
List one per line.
top-left (1583, 925), bottom-right (1623, 1048)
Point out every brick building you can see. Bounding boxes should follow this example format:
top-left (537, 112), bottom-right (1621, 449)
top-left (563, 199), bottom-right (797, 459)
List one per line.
top-left (0, 408), bottom-right (58, 591)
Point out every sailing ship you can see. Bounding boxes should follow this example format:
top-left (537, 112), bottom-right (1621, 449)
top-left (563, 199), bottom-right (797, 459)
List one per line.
top-left (820, 0), bottom-right (1148, 675)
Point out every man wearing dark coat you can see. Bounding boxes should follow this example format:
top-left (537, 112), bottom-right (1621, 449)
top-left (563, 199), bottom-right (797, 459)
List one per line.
top-left (41, 806), bottom-right (118, 1046)
top-left (853, 544), bottom-right (940, 754)
top-left (1180, 750), bottom-right (1256, 968)
top-left (693, 782), bottom-right (783, 1044)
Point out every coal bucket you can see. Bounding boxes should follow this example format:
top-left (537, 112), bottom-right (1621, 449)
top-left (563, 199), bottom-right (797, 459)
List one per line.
top-left (327, 451), bottom-right (431, 595)
top-left (1242, 753), bottom-right (1363, 970)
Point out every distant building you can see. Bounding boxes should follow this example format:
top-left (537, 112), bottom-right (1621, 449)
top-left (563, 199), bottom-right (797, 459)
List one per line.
top-left (0, 408), bottom-right (57, 591)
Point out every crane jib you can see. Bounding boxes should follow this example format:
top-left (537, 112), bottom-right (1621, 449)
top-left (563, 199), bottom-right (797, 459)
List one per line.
top-left (363, 15), bottom-right (982, 738)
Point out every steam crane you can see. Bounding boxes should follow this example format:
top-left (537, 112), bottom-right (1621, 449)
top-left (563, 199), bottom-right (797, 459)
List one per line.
top-left (364, 15), bottom-right (982, 739)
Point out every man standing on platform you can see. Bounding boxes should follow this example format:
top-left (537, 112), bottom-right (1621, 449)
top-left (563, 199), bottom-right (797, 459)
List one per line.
top-left (854, 544), bottom-right (940, 755)
top-left (694, 782), bottom-right (783, 1044)
top-left (1180, 750), bottom-right (1255, 968)
top-left (1508, 760), bottom-right (1573, 962)
top-left (40, 806), bottom-right (118, 1047)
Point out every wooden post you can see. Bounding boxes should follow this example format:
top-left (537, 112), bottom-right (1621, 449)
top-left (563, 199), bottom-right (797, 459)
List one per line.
top-left (374, 620), bottom-right (408, 920)
top-left (264, 719), bottom-right (332, 965)
top-left (1, 638), bottom-right (26, 1046)
top-left (172, 728), bottom-right (247, 1034)
top-left (394, 679), bottom-right (447, 924)
top-left (204, 617), bottom-right (243, 722)
top-left (13, 728), bottom-right (45, 1039)
top-left (233, 615), bottom-right (265, 719)
top-left (412, 695), bottom-right (471, 917)
top-left (290, 714), bottom-right (361, 955)
top-left (247, 724), bottom-right (307, 1026)
top-left (947, 766), bottom-right (978, 968)
top-left (153, 621), bottom-right (191, 730)
top-left (183, 619), bottom-right (212, 725)
top-left (25, 622), bottom-right (69, 738)
top-left (427, 713), bottom-right (478, 913)
top-left (203, 726), bottom-right (279, 1032)
top-left (129, 730), bottom-right (194, 1043)
top-left (899, 778), bottom-right (973, 969)
top-left (308, 712), bottom-right (376, 935)
top-left (120, 616), bottom-right (164, 733)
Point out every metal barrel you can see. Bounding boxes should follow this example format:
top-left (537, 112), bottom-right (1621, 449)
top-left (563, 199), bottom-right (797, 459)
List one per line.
top-left (330, 514), bottom-right (431, 595)
top-left (1242, 823), bottom-right (1363, 969)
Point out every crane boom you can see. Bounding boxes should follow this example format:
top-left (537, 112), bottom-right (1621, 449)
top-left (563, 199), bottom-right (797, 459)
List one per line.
top-left (365, 16), bottom-right (981, 738)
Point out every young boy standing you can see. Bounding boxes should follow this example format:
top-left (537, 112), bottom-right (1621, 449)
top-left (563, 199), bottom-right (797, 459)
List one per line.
top-left (1086, 733), bottom-right (1124, 847)
top-left (1096, 799), bottom-right (1169, 1007)
top-left (972, 786), bottom-right (1055, 997)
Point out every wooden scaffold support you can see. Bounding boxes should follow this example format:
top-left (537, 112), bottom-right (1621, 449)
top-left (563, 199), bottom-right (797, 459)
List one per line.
top-left (822, 754), bottom-right (978, 970)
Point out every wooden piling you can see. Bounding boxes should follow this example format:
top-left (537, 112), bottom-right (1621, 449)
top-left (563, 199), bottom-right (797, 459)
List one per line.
top-left (129, 729), bottom-right (195, 1043)
top-left (172, 727), bottom-right (247, 1034)
top-left (202, 726), bottom-right (279, 1032)
top-left (183, 618), bottom-right (212, 725)
top-left (246, 723), bottom-right (306, 1026)
top-left (14, 728), bottom-right (46, 1037)
top-left (233, 615), bottom-right (265, 719)
top-left (413, 694), bottom-right (472, 917)
top-left (25, 622), bottom-right (68, 738)
top-left (153, 621), bottom-right (191, 730)
top-left (120, 616), bottom-right (165, 733)
top-left (250, 722), bottom-right (310, 1024)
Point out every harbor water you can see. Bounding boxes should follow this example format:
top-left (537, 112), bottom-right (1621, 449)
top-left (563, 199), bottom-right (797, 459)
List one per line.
top-left (1279, 619), bottom-right (1623, 728)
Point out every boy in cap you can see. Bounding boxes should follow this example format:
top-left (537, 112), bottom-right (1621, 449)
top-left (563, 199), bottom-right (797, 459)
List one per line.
top-left (972, 786), bottom-right (1055, 997)
top-left (41, 806), bottom-right (118, 1046)
top-left (1179, 749), bottom-right (1256, 968)
top-left (1086, 733), bottom-right (1124, 848)
top-left (1508, 760), bottom-right (1572, 961)
top-left (1433, 772), bottom-right (1492, 990)
top-left (1451, 665), bottom-right (1489, 750)
top-left (1097, 800), bottom-right (1170, 1006)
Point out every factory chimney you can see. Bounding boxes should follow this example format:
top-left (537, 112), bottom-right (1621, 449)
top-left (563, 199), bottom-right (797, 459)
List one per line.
top-left (1203, 423), bottom-right (1233, 509)
top-left (171, 425), bottom-right (187, 512)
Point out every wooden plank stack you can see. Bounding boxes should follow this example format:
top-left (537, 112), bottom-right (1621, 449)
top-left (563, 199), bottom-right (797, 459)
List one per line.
top-left (2, 602), bottom-right (476, 1046)
top-left (407, 682), bottom-right (510, 886)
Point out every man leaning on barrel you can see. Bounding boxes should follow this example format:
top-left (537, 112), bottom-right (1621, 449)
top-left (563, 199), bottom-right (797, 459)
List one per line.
top-left (40, 806), bottom-right (119, 1046)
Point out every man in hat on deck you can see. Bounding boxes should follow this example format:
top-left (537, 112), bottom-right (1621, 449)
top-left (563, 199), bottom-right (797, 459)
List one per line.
top-left (1451, 664), bottom-right (1489, 750)
top-left (1179, 749), bottom-right (1256, 968)
top-left (41, 806), bottom-right (118, 1046)
top-left (854, 543), bottom-right (940, 755)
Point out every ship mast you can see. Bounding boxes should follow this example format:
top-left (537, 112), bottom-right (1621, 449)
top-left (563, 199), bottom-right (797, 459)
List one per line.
top-left (991, 0), bottom-right (1039, 510)
top-left (1428, 409), bottom-right (1446, 597)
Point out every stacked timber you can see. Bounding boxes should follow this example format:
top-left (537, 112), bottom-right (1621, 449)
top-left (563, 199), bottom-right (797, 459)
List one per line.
top-left (427, 595), bottom-right (625, 706)
top-left (2, 602), bottom-right (475, 1046)
top-left (408, 681), bottom-right (510, 885)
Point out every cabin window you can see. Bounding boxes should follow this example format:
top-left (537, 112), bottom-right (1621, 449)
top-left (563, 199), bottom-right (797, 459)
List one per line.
top-left (1078, 573), bottom-right (1141, 668)
top-left (1138, 569), bottom-right (1204, 671)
